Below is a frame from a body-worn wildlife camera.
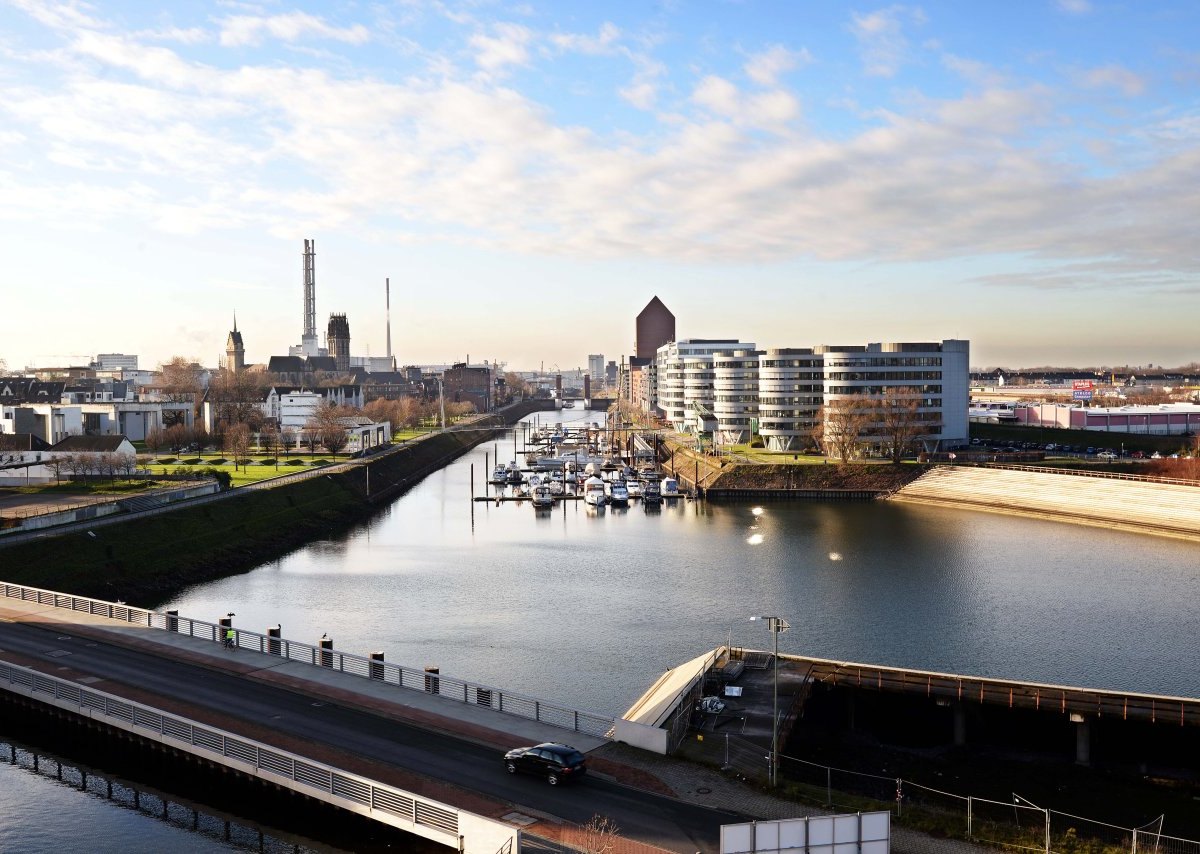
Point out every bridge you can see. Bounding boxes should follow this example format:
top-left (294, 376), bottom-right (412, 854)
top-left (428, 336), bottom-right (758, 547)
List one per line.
top-left (0, 582), bottom-right (741, 853)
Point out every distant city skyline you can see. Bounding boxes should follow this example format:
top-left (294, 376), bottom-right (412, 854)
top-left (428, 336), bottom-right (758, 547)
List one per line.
top-left (3, 1), bottom-right (1199, 372)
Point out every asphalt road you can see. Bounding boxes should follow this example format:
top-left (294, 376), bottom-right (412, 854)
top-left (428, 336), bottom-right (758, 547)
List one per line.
top-left (0, 620), bottom-right (742, 852)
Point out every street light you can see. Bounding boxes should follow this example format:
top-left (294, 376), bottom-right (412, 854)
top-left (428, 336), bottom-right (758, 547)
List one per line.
top-left (750, 614), bottom-right (789, 787)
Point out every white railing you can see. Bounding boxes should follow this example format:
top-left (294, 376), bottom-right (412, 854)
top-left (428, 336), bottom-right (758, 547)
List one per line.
top-left (0, 660), bottom-right (518, 853)
top-left (0, 581), bottom-right (615, 738)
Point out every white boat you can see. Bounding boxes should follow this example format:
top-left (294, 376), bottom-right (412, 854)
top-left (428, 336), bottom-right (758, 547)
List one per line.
top-left (531, 484), bottom-right (553, 508)
top-left (506, 462), bottom-right (523, 485)
top-left (548, 480), bottom-right (565, 496)
top-left (626, 479), bottom-right (642, 499)
top-left (606, 480), bottom-right (629, 505)
top-left (489, 465), bottom-right (509, 484)
top-left (564, 469), bottom-right (578, 484)
top-left (661, 477), bottom-right (680, 499)
top-left (584, 462), bottom-right (600, 477)
top-left (528, 474), bottom-right (542, 489)
top-left (583, 476), bottom-right (607, 506)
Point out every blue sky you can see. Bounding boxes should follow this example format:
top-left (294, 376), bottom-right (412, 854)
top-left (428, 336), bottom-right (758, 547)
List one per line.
top-left (2, 0), bottom-right (1199, 373)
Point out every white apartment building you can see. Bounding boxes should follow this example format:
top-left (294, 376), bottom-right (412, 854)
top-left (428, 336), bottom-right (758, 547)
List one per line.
top-left (713, 349), bottom-right (763, 444)
top-left (588, 355), bottom-right (605, 385)
top-left (655, 339), bottom-right (753, 433)
top-left (649, 338), bottom-right (970, 452)
top-left (820, 340), bottom-right (970, 451)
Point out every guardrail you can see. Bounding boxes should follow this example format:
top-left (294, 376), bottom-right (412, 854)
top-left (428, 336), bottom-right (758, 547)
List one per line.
top-left (0, 660), bottom-right (518, 853)
top-left (0, 581), bottom-right (615, 739)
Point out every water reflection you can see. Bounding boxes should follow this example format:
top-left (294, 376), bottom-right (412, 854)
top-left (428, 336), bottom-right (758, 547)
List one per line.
top-left (164, 408), bottom-right (1200, 713)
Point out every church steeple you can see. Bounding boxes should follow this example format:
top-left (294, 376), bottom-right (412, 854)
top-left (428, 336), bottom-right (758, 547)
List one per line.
top-left (226, 312), bottom-right (245, 373)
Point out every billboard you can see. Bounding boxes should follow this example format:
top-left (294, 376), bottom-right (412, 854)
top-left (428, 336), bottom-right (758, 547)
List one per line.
top-left (1073, 380), bottom-right (1094, 401)
top-left (722, 811), bottom-right (890, 854)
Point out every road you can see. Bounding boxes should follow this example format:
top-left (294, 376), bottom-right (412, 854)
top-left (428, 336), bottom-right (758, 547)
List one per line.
top-left (0, 619), bottom-right (742, 852)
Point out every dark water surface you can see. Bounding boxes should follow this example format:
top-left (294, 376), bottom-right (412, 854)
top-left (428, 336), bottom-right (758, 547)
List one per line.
top-left (162, 408), bottom-right (1200, 712)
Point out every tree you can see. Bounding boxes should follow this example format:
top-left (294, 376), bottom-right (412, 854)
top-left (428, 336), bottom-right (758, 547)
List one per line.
top-left (873, 387), bottom-right (927, 463)
top-left (209, 367), bottom-right (269, 430)
top-left (227, 423), bottom-right (252, 471)
top-left (307, 400), bottom-right (351, 455)
top-left (280, 426), bottom-right (297, 457)
top-left (165, 423), bottom-right (190, 454)
top-left (159, 356), bottom-right (204, 404)
top-left (321, 424), bottom-right (349, 455)
top-left (145, 426), bottom-right (165, 458)
top-left (820, 396), bottom-right (872, 463)
top-left (261, 423), bottom-right (281, 469)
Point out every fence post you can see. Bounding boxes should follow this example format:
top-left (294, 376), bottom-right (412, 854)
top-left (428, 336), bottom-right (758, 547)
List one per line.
top-left (896, 778), bottom-right (903, 817)
top-left (967, 796), bottom-right (972, 838)
top-left (1132, 828), bottom-right (1137, 854)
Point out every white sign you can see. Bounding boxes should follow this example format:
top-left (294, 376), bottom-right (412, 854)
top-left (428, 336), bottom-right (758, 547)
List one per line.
top-left (721, 811), bottom-right (890, 854)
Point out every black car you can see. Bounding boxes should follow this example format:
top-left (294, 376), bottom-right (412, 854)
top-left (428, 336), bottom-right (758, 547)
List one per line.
top-left (503, 742), bottom-right (587, 785)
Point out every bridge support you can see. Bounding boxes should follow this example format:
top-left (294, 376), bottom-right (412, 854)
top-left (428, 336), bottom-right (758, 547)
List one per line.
top-left (953, 702), bottom-right (967, 747)
top-left (1072, 713), bottom-right (1091, 765)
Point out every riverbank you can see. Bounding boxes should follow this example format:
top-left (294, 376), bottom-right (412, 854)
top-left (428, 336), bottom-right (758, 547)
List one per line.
top-left (0, 400), bottom-right (553, 607)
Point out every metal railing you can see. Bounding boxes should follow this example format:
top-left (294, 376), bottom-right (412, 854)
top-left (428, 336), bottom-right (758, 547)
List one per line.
top-left (0, 660), bottom-right (473, 845)
top-left (974, 462), bottom-right (1200, 487)
top-left (0, 581), bottom-right (615, 738)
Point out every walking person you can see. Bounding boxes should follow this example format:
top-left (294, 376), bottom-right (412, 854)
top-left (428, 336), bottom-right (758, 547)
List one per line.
top-left (224, 626), bottom-right (236, 650)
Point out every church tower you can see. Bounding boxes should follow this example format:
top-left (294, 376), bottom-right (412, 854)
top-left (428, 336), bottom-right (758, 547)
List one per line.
top-left (226, 315), bottom-right (245, 373)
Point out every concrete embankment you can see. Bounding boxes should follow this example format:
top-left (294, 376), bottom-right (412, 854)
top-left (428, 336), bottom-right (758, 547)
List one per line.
top-left (893, 464), bottom-right (1200, 541)
top-left (0, 400), bottom-right (553, 606)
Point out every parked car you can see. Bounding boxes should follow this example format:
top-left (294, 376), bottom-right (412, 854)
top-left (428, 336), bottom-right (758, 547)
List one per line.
top-left (503, 743), bottom-right (587, 785)
top-left (1097, 451), bottom-right (1117, 460)
top-left (1130, 451), bottom-right (1144, 459)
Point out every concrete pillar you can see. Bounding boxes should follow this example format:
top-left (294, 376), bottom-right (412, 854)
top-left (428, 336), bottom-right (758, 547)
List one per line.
top-left (953, 702), bottom-right (967, 747)
top-left (318, 635), bottom-right (333, 668)
top-left (267, 624), bottom-right (281, 656)
top-left (1072, 714), bottom-right (1091, 765)
top-left (166, 609), bottom-right (179, 633)
top-left (369, 651), bottom-right (385, 680)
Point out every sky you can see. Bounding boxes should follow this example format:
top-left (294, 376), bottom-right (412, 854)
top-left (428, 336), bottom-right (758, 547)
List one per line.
top-left (2, 1), bottom-right (1199, 373)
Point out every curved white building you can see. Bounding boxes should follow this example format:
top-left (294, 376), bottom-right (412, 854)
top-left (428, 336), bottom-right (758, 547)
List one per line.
top-left (713, 350), bottom-right (762, 444)
top-left (758, 348), bottom-right (824, 452)
top-left (682, 357), bottom-right (717, 433)
top-left (655, 339), bottom-right (750, 433)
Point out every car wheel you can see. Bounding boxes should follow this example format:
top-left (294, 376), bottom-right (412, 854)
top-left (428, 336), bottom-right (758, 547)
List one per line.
top-left (547, 772), bottom-right (560, 786)
top-left (505, 762), bottom-right (517, 775)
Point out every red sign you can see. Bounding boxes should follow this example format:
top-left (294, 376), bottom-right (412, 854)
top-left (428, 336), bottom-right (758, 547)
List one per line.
top-left (1073, 380), bottom-right (1094, 391)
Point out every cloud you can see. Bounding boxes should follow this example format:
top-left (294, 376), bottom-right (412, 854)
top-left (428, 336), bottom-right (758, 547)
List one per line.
top-left (549, 22), bottom-right (620, 55)
top-left (1077, 64), bottom-right (1147, 97)
top-left (2, 0), bottom-right (1199, 296)
top-left (1055, 0), bottom-right (1092, 14)
top-left (851, 5), bottom-right (925, 78)
top-left (744, 44), bottom-right (811, 86)
top-left (218, 12), bottom-right (370, 47)
top-left (469, 23), bottom-right (533, 72)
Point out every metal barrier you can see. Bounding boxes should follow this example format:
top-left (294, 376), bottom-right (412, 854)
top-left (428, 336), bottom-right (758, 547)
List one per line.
top-left (0, 581), bottom-right (615, 739)
top-left (976, 462), bottom-right (1200, 488)
top-left (0, 660), bottom-right (517, 851)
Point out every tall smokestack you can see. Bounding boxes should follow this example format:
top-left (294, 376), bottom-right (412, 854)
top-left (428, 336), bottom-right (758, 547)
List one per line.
top-left (385, 278), bottom-right (392, 365)
top-left (301, 239), bottom-right (318, 357)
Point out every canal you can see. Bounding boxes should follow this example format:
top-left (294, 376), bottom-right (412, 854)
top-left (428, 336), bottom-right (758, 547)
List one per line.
top-left (161, 407), bottom-right (1200, 712)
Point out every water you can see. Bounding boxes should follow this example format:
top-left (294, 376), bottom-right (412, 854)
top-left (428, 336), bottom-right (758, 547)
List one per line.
top-left (160, 407), bottom-right (1200, 712)
top-left (0, 743), bottom-right (239, 854)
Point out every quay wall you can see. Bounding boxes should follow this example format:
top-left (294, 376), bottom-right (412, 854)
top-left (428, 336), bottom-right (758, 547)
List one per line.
top-left (0, 400), bottom-right (553, 607)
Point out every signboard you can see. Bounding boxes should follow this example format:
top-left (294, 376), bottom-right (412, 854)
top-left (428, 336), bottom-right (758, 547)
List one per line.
top-left (1073, 390), bottom-right (1093, 401)
top-left (1073, 380), bottom-right (1094, 390)
top-left (722, 811), bottom-right (890, 854)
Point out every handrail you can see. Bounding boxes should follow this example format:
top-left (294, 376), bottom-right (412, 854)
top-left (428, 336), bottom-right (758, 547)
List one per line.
top-left (0, 660), bottom-right (516, 849)
top-left (0, 581), bottom-right (615, 738)
top-left (969, 462), bottom-right (1200, 488)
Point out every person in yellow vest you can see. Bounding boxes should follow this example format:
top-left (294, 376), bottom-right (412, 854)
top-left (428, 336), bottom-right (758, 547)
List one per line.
top-left (224, 627), bottom-right (235, 650)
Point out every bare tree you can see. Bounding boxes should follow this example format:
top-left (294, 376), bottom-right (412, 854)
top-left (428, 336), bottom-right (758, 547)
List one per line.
top-left (209, 368), bottom-right (269, 430)
top-left (261, 423), bottom-right (281, 469)
top-left (45, 454), bottom-right (69, 484)
top-left (145, 426), bottom-right (165, 458)
top-left (118, 453), bottom-right (138, 480)
top-left (159, 356), bottom-right (204, 404)
top-left (576, 814), bottom-right (621, 854)
top-left (873, 387), bottom-right (927, 463)
top-left (821, 397), bottom-right (872, 463)
top-left (227, 423), bottom-right (252, 471)
top-left (165, 423), bottom-right (190, 454)
top-left (280, 426), bottom-right (297, 458)
top-left (321, 424), bottom-right (349, 455)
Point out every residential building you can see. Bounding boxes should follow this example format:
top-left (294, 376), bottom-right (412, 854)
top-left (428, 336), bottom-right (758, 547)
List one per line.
top-left (93, 354), bottom-right (139, 371)
top-left (588, 355), bottom-right (605, 384)
top-left (655, 339), bottom-right (751, 433)
top-left (442, 363), bottom-right (493, 412)
top-left (757, 349), bottom-right (823, 451)
top-left (713, 349), bottom-right (764, 445)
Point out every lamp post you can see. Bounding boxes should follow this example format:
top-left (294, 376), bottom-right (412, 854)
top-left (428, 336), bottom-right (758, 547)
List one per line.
top-left (751, 614), bottom-right (789, 787)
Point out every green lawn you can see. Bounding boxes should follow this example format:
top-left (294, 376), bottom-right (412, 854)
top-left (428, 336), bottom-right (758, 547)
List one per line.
top-left (140, 455), bottom-right (338, 486)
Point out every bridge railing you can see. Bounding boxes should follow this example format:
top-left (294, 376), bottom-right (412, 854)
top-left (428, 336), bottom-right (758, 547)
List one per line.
top-left (0, 581), bottom-right (615, 739)
top-left (0, 660), bottom-right (519, 852)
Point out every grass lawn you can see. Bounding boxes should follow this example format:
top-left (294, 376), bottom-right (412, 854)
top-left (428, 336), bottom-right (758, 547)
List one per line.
top-left (140, 455), bottom-right (339, 486)
top-left (5, 480), bottom-right (158, 496)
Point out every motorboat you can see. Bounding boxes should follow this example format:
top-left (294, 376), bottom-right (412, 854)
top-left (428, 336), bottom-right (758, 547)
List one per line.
top-left (528, 474), bottom-right (542, 489)
top-left (626, 479), bottom-right (642, 499)
top-left (583, 476), bottom-right (607, 506)
top-left (606, 480), bottom-right (629, 505)
top-left (548, 479), bottom-right (565, 496)
top-left (506, 463), bottom-right (524, 485)
top-left (531, 484), bottom-right (554, 508)
top-left (661, 477), bottom-right (680, 499)
top-left (642, 480), bottom-right (662, 505)
top-left (490, 465), bottom-right (509, 485)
